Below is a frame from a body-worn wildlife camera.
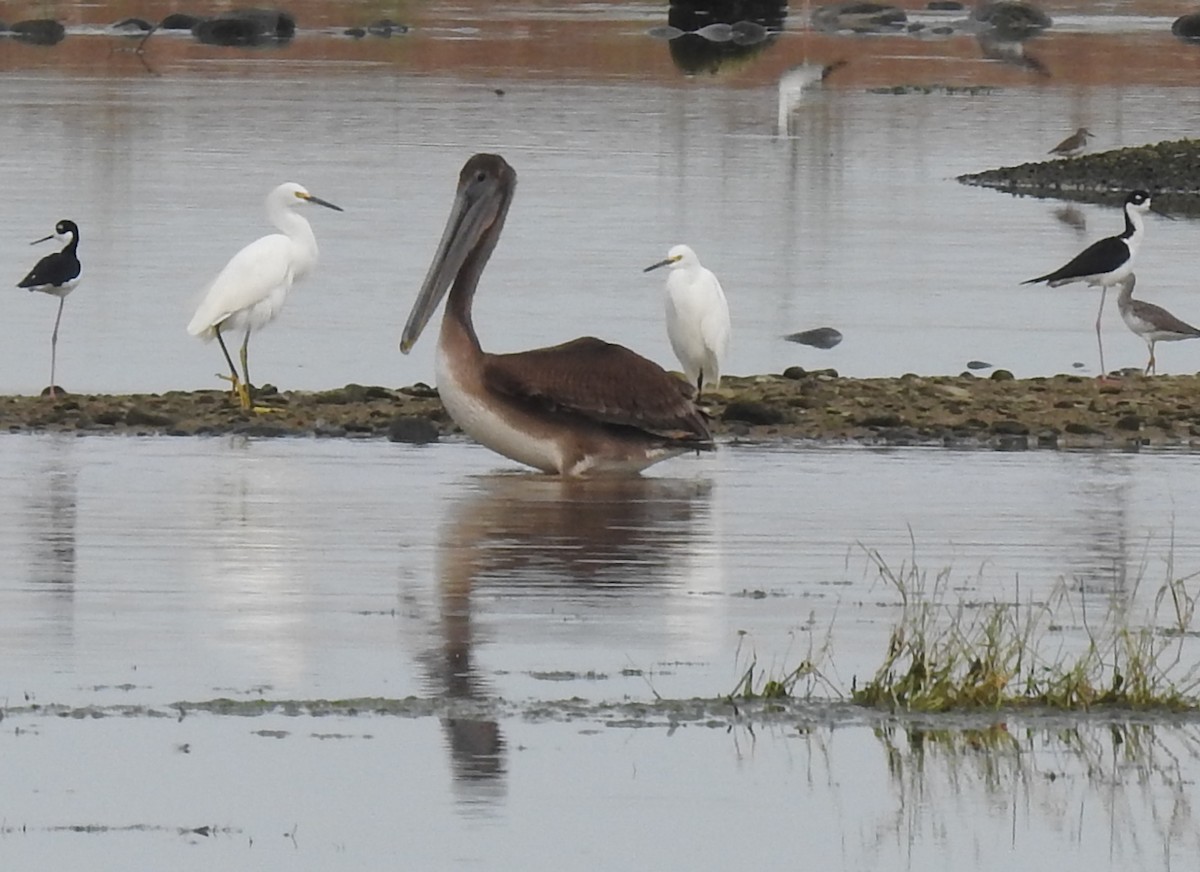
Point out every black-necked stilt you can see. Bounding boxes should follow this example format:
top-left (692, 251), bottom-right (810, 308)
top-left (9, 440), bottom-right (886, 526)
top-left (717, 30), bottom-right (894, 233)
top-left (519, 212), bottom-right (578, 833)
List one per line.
top-left (1115, 274), bottom-right (1200, 375)
top-left (644, 244), bottom-right (732, 395)
top-left (18, 219), bottom-right (81, 399)
top-left (186, 182), bottom-right (342, 410)
top-left (1022, 190), bottom-right (1155, 374)
top-left (1049, 127), bottom-right (1094, 158)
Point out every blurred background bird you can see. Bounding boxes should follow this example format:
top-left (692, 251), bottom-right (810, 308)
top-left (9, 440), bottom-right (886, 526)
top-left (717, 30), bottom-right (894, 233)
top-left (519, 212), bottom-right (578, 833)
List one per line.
top-left (644, 244), bottom-right (731, 395)
top-left (18, 219), bottom-right (81, 399)
top-left (187, 182), bottom-right (342, 409)
top-left (1049, 127), bottom-right (1094, 158)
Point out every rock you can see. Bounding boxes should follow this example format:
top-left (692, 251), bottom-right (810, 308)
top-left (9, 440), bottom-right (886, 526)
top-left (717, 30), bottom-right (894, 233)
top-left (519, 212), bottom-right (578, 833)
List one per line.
top-left (344, 27), bottom-right (366, 38)
top-left (124, 408), bottom-right (176, 427)
top-left (782, 366), bottom-right (808, 380)
top-left (193, 8), bottom-right (295, 46)
top-left (927, 0), bottom-right (964, 9)
top-left (1173, 13), bottom-right (1200, 42)
top-left (784, 327), bottom-right (843, 349)
top-left (10, 19), bottom-right (66, 45)
top-left (971, 2), bottom-right (1051, 38)
top-left (990, 419), bottom-right (1029, 435)
top-left (160, 13), bottom-right (204, 30)
top-left (111, 18), bottom-right (153, 35)
top-left (387, 416), bottom-right (440, 444)
top-left (990, 369), bottom-right (1015, 380)
top-left (813, 3), bottom-right (907, 33)
top-left (367, 19), bottom-right (408, 37)
top-left (694, 23), bottom-right (734, 42)
top-left (722, 401), bottom-right (786, 426)
top-left (731, 20), bottom-right (769, 45)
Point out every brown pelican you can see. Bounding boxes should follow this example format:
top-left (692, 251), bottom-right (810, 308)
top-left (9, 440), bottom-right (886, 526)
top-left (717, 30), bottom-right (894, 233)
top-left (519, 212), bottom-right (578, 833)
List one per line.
top-left (400, 154), bottom-right (713, 476)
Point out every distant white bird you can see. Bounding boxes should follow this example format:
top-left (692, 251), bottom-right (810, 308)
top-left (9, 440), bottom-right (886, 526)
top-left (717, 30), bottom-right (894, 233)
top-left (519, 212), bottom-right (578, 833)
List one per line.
top-left (187, 182), bottom-right (342, 409)
top-left (644, 244), bottom-right (731, 394)
top-left (18, 219), bottom-right (81, 399)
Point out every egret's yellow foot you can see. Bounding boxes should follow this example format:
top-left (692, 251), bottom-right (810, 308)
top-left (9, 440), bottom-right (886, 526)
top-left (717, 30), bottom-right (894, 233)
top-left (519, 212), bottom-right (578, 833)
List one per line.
top-left (216, 372), bottom-right (242, 401)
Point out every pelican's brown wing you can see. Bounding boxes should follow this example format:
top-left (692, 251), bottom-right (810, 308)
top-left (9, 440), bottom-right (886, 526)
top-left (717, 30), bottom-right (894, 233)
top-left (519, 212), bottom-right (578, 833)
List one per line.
top-left (482, 337), bottom-right (712, 443)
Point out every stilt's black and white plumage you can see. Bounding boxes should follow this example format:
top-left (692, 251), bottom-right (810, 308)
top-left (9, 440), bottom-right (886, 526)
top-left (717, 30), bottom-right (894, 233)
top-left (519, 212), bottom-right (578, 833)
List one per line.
top-left (1022, 190), bottom-right (1154, 374)
top-left (18, 219), bottom-right (81, 399)
top-left (1115, 274), bottom-right (1200, 375)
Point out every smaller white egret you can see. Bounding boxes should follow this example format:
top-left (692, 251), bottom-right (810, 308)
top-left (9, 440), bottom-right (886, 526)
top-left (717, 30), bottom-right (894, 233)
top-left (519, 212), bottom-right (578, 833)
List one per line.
top-left (18, 219), bottom-right (81, 399)
top-left (644, 244), bottom-right (731, 394)
top-left (187, 182), bottom-right (342, 409)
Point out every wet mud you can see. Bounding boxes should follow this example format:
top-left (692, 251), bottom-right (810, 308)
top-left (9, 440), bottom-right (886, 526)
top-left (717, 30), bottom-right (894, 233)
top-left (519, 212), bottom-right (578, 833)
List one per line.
top-left (4, 370), bottom-right (1200, 451)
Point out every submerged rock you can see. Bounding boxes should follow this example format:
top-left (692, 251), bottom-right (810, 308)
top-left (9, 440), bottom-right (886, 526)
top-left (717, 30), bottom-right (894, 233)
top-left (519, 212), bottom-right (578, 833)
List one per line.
top-left (193, 8), bottom-right (296, 46)
top-left (784, 327), bottom-right (844, 349)
top-left (160, 13), bottom-right (204, 30)
top-left (812, 3), bottom-right (907, 33)
top-left (367, 19), bottom-right (408, 37)
top-left (1172, 12), bottom-right (1200, 42)
top-left (971, 1), bottom-right (1051, 38)
top-left (10, 19), bottom-right (66, 45)
top-left (111, 18), bottom-right (153, 35)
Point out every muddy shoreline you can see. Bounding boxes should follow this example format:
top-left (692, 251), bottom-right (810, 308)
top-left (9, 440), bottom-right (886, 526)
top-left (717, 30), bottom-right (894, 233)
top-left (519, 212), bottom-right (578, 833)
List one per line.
top-left (5, 370), bottom-right (1200, 451)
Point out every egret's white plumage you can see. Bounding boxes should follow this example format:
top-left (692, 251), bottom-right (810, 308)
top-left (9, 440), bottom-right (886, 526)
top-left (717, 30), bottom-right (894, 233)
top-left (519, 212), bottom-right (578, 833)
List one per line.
top-left (644, 244), bottom-right (731, 394)
top-left (187, 182), bottom-right (342, 408)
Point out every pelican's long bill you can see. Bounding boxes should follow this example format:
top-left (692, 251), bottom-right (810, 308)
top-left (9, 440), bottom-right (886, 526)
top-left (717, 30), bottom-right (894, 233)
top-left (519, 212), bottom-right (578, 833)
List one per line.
top-left (400, 162), bottom-right (510, 353)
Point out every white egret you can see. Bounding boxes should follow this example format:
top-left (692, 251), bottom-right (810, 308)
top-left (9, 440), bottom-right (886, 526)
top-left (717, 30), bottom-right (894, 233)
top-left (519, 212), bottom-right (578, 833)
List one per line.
top-left (1115, 275), bottom-right (1200, 375)
top-left (399, 154), bottom-right (711, 477)
top-left (643, 244), bottom-right (731, 394)
top-left (187, 182), bottom-right (342, 409)
top-left (18, 219), bottom-right (81, 399)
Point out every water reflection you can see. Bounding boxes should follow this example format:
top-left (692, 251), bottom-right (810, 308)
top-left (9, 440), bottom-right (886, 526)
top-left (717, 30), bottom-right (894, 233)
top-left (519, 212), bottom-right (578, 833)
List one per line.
top-left (22, 438), bottom-right (78, 644)
top-left (870, 721), bottom-right (1200, 868)
top-left (663, 0), bottom-right (786, 75)
top-left (421, 474), bottom-right (714, 805)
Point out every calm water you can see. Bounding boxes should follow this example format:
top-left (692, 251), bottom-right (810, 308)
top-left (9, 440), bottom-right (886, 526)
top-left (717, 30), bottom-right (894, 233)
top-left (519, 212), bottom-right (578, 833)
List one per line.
top-left (3, 12), bottom-right (1200, 396)
top-left (4, 6), bottom-right (1200, 869)
top-left (2, 435), bottom-right (1200, 868)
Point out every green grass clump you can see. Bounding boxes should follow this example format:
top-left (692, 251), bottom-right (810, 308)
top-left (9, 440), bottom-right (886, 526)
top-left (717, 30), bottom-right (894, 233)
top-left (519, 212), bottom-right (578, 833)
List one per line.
top-left (852, 545), bottom-right (1200, 712)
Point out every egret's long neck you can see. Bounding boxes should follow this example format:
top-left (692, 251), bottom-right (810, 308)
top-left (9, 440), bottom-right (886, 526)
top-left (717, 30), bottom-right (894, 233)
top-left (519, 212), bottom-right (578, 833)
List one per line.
top-left (278, 210), bottom-right (319, 275)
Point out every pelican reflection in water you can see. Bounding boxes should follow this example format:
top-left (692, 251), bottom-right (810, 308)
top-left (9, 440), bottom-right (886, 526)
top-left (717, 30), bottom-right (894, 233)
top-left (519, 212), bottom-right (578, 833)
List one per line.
top-left (400, 154), bottom-right (713, 476)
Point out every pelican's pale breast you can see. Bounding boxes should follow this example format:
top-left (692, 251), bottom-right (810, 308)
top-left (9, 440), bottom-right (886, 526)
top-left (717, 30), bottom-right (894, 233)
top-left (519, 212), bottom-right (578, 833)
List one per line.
top-left (435, 344), bottom-right (564, 474)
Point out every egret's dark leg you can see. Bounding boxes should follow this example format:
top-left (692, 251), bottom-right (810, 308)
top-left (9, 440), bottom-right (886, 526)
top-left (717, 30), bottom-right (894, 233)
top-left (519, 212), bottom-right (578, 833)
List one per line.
top-left (1147, 341), bottom-right (1157, 376)
top-left (214, 324), bottom-right (243, 402)
top-left (48, 297), bottom-right (65, 399)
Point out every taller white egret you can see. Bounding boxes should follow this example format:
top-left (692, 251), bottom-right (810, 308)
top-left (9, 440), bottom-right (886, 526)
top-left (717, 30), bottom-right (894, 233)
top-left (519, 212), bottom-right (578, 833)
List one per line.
top-left (187, 182), bottom-right (342, 409)
top-left (643, 244), bottom-right (731, 394)
top-left (18, 219), bottom-right (81, 399)
top-left (399, 154), bottom-right (712, 477)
